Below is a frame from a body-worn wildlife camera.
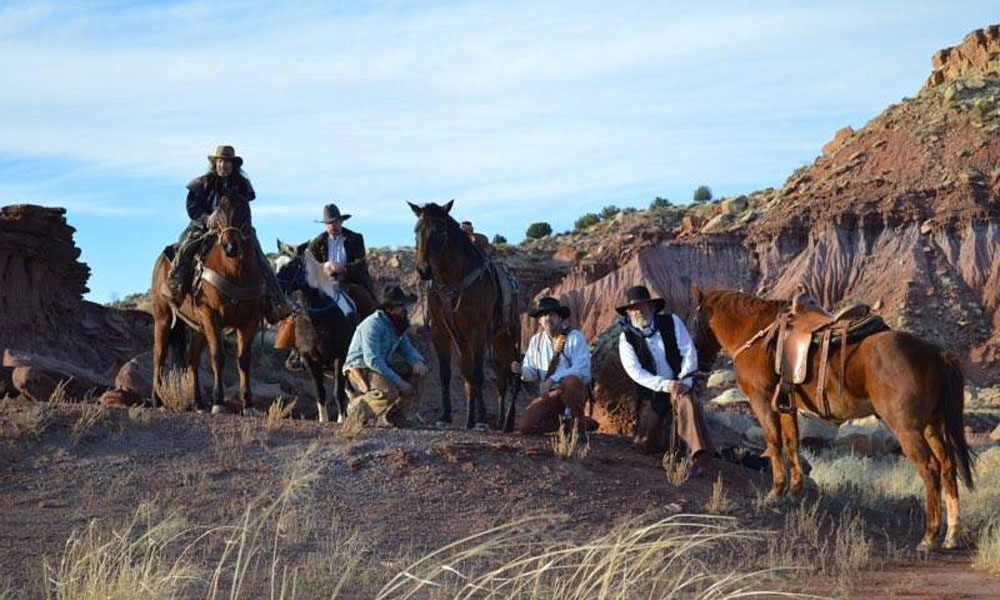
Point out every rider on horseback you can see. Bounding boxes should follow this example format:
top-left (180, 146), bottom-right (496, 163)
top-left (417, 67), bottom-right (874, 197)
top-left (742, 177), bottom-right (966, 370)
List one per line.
top-left (167, 145), bottom-right (290, 323)
top-left (306, 203), bottom-right (379, 316)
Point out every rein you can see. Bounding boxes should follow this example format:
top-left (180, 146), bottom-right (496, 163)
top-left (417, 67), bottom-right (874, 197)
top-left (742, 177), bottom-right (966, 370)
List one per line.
top-left (730, 320), bottom-right (780, 361)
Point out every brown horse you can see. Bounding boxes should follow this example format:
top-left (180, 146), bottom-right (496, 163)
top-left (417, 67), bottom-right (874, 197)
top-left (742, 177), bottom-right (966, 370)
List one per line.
top-left (409, 200), bottom-right (521, 430)
top-left (150, 195), bottom-right (266, 415)
top-left (690, 287), bottom-right (974, 550)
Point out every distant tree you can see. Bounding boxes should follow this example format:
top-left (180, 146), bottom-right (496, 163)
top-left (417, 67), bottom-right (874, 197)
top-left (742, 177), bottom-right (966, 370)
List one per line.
top-left (649, 196), bottom-right (672, 210)
top-left (492, 233), bottom-right (507, 245)
top-left (600, 205), bottom-right (620, 220)
top-left (622, 207), bottom-right (638, 215)
top-left (574, 213), bottom-right (600, 230)
top-left (525, 222), bottom-right (552, 239)
top-left (693, 185), bottom-right (713, 203)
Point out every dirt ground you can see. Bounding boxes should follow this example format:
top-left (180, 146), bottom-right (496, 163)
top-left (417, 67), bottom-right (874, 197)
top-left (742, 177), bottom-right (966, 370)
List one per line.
top-left (1, 401), bottom-right (998, 599)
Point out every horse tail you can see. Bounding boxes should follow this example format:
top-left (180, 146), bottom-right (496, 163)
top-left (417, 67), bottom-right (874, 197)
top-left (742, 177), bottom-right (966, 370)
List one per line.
top-left (167, 319), bottom-right (188, 371)
top-left (941, 352), bottom-right (974, 490)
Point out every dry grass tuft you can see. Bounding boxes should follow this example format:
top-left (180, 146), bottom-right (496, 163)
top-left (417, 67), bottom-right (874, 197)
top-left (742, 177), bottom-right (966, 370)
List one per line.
top-left (551, 421), bottom-right (590, 460)
top-left (71, 404), bottom-right (110, 444)
top-left (127, 405), bottom-right (152, 426)
top-left (265, 396), bottom-right (296, 429)
top-left (704, 472), bottom-right (734, 515)
top-left (158, 370), bottom-right (194, 413)
top-left (663, 451), bottom-right (691, 487)
top-left (1, 398), bottom-right (53, 441)
top-left (335, 407), bottom-right (365, 442)
top-left (48, 379), bottom-right (73, 404)
top-left (974, 520), bottom-right (1000, 575)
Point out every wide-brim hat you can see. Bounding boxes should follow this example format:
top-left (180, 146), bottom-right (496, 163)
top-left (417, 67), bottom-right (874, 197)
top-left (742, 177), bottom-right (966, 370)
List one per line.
top-left (316, 203), bottom-right (352, 223)
top-left (615, 285), bottom-right (666, 315)
top-left (207, 145), bottom-right (243, 167)
top-left (381, 285), bottom-right (417, 307)
top-left (528, 296), bottom-right (571, 319)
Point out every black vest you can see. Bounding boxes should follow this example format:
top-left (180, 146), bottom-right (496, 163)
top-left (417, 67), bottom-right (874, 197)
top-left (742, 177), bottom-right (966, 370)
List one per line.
top-left (622, 313), bottom-right (684, 416)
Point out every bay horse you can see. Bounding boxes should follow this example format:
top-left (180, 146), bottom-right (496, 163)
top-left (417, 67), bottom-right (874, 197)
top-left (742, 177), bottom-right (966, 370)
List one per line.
top-left (690, 287), bottom-right (974, 550)
top-left (150, 195), bottom-right (266, 415)
top-left (409, 200), bottom-right (521, 430)
top-left (274, 240), bottom-right (359, 422)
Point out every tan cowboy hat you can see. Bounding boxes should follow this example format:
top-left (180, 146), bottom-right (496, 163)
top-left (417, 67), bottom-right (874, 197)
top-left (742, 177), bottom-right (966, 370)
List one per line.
top-left (208, 145), bottom-right (243, 167)
top-left (615, 285), bottom-right (666, 315)
top-left (528, 296), bottom-right (571, 319)
top-left (316, 203), bottom-right (352, 223)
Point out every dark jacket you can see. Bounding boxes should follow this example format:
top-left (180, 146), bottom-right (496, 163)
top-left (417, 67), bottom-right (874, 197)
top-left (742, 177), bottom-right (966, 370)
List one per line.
top-left (621, 313), bottom-right (683, 417)
top-left (307, 229), bottom-right (376, 296)
top-left (186, 173), bottom-right (255, 221)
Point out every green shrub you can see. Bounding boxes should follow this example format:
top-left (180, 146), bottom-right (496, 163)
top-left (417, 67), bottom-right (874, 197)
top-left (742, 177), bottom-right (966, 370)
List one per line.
top-left (573, 213), bottom-right (600, 230)
top-left (649, 196), bottom-right (671, 210)
top-left (600, 205), bottom-right (620, 220)
top-left (693, 185), bottom-right (713, 203)
top-left (492, 234), bottom-right (507, 245)
top-left (525, 222), bottom-right (552, 239)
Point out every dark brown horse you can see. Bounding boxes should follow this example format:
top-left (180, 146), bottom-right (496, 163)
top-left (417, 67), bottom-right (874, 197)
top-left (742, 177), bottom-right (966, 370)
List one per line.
top-left (150, 195), bottom-right (266, 415)
top-left (690, 287), bottom-right (973, 550)
top-left (409, 200), bottom-right (521, 430)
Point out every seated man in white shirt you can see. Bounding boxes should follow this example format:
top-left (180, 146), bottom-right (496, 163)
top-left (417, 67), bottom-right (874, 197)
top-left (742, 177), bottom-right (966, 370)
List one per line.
top-left (512, 297), bottom-right (599, 434)
top-left (617, 285), bottom-right (714, 472)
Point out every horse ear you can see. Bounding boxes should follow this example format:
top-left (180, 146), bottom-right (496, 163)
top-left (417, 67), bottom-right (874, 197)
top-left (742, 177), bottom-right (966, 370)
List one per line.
top-left (443, 199), bottom-right (454, 214)
top-left (692, 284), bottom-right (703, 304)
top-left (408, 202), bottom-right (422, 216)
top-left (277, 239), bottom-right (295, 256)
top-left (296, 241), bottom-right (309, 255)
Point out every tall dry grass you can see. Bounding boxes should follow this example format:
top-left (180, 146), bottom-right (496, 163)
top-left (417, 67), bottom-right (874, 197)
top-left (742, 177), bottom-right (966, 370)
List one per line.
top-left (158, 370), bottom-right (194, 413)
top-left (551, 421), bottom-right (590, 460)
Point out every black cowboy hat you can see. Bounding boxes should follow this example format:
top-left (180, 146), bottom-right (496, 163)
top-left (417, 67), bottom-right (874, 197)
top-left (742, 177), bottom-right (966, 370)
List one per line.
top-left (528, 296), bottom-right (571, 319)
top-left (381, 284), bottom-right (417, 307)
top-left (316, 203), bottom-right (352, 223)
top-left (615, 285), bottom-right (666, 315)
top-left (208, 145), bottom-right (243, 167)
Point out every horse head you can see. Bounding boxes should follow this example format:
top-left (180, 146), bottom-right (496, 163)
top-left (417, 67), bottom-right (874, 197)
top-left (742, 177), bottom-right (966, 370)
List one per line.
top-left (690, 285), bottom-right (722, 371)
top-left (409, 199), bottom-right (456, 281)
top-left (211, 195), bottom-right (252, 259)
top-left (274, 239), bottom-right (307, 295)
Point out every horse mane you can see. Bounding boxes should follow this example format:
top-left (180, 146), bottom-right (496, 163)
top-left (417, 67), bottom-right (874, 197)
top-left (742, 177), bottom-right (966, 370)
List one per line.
top-left (302, 251), bottom-right (337, 298)
top-left (418, 202), bottom-right (483, 265)
top-left (707, 289), bottom-right (787, 319)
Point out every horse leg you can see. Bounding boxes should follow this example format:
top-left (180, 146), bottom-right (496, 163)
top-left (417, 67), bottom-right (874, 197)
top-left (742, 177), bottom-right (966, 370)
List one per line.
top-left (188, 333), bottom-right (207, 411)
top-left (333, 359), bottom-right (347, 423)
top-left (779, 412), bottom-right (805, 497)
top-left (308, 359), bottom-right (328, 423)
top-left (492, 331), bottom-right (518, 433)
top-left (236, 327), bottom-right (255, 416)
top-left (759, 407), bottom-right (787, 501)
top-left (925, 425), bottom-right (960, 549)
top-left (431, 323), bottom-right (453, 427)
top-left (202, 321), bottom-right (226, 414)
top-left (151, 315), bottom-right (170, 408)
top-left (460, 346), bottom-right (487, 429)
top-left (897, 428), bottom-right (942, 550)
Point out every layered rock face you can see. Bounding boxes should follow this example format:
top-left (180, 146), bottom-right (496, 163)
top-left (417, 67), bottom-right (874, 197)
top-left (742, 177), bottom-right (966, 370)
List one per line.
top-left (0, 205), bottom-right (150, 387)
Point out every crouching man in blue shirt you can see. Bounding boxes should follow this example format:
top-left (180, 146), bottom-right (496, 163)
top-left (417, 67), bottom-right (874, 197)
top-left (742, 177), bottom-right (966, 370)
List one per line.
top-left (343, 285), bottom-right (429, 427)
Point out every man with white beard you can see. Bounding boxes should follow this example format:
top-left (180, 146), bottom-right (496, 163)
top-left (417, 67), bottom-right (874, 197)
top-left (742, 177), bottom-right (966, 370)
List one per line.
top-left (617, 285), bottom-right (714, 474)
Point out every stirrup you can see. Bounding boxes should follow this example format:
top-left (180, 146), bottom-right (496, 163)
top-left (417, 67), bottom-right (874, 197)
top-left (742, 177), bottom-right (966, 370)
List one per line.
top-left (770, 386), bottom-right (797, 414)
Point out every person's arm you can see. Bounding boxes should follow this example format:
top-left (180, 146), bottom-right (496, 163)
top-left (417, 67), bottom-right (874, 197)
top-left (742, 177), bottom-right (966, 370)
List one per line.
top-left (553, 331), bottom-right (591, 383)
top-left (361, 319), bottom-right (405, 388)
top-left (398, 333), bottom-right (425, 367)
top-left (673, 315), bottom-right (698, 388)
top-left (185, 178), bottom-right (209, 221)
top-left (520, 335), bottom-right (541, 382)
top-left (618, 332), bottom-right (669, 392)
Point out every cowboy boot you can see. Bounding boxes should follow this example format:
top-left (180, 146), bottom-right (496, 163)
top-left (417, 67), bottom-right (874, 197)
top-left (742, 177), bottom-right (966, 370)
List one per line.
top-left (168, 241), bottom-right (199, 303)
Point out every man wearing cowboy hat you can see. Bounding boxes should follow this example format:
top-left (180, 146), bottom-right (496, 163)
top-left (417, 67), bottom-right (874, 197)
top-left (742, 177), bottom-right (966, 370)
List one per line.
top-left (167, 144), bottom-right (290, 323)
top-left (342, 284), bottom-right (429, 427)
top-left (306, 203), bottom-right (379, 316)
top-left (617, 285), bottom-right (714, 473)
top-left (512, 297), bottom-right (598, 434)
top-left (459, 220), bottom-right (496, 256)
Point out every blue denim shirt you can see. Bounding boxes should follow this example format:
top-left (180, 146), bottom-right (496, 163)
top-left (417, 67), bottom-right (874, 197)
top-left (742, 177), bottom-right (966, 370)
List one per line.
top-left (344, 310), bottom-right (424, 388)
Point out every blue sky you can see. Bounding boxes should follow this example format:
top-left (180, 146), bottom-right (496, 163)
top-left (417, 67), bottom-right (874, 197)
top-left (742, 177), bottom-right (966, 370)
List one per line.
top-left (0, 1), bottom-right (996, 302)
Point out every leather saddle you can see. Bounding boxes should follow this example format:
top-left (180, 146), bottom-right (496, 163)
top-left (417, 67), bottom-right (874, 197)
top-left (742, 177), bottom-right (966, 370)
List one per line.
top-left (771, 292), bottom-right (887, 415)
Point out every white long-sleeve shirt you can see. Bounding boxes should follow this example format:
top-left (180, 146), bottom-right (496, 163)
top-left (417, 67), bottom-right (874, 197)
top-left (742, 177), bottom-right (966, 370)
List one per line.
top-left (326, 234), bottom-right (347, 268)
top-left (618, 315), bottom-right (697, 393)
top-left (521, 329), bottom-right (591, 385)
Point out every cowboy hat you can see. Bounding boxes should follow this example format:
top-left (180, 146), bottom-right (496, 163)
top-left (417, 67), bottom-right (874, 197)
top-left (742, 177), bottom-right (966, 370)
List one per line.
top-left (615, 285), bottom-right (666, 315)
top-left (316, 203), bottom-right (352, 223)
top-left (207, 145), bottom-right (243, 167)
top-left (381, 284), bottom-right (417, 307)
top-left (528, 296), bottom-right (571, 319)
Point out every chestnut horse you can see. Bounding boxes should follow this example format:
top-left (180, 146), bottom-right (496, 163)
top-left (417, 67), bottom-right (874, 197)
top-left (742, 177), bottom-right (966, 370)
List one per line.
top-left (691, 287), bottom-right (974, 550)
top-left (409, 200), bottom-right (521, 430)
top-left (150, 195), bottom-right (266, 415)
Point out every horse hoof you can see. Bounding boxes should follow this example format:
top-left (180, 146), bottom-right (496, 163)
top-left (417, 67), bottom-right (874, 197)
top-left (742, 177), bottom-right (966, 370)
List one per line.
top-left (474, 422), bottom-right (490, 431)
top-left (916, 539), bottom-right (936, 553)
top-left (337, 414), bottom-right (345, 424)
top-left (211, 404), bottom-right (224, 415)
top-left (317, 404), bottom-right (330, 423)
top-left (942, 536), bottom-right (959, 550)
top-left (434, 420), bottom-right (451, 429)
top-left (243, 407), bottom-right (261, 418)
